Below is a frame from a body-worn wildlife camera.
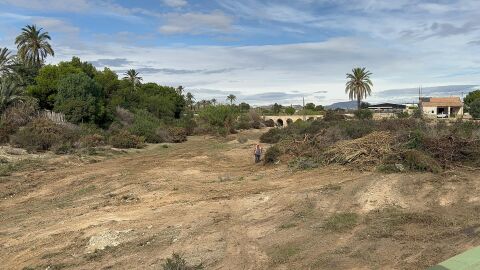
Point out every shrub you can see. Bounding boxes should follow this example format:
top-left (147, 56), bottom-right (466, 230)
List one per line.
top-left (354, 109), bottom-right (373, 120)
top-left (115, 106), bottom-right (134, 126)
top-left (264, 146), bottom-right (281, 164)
top-left (469, 99), bottom-right (480, 119)
top-left (10, 117), bottom-right (75, 152)
top-left (162, 253), bottom-right (204, 270)
top-left (168, 127), bottom-right (187, 143)
top-left (109, 130), bottom-right (145, 149)
top-left (199, 105), bottom-right (238, 133)
top-left (324, 110), bottom-right (345, 121)
top-left (264, 119), bottom-right (275, 127)
top-left (339, 120), bottom-right (374, 139)
top-left (396, 111), bottom-right (410, 118)
top-left (237, 135), bottom-right (248, 144)
top-left (129, 109), bottom-right (162, 143)
top-left (79, 134), bottom-right (105, 148)
top-left (260, 128), bottom-right (283, 143)
top-left (0, 101), bottom-right (38, 143)
top-left (235, 114), bottom-right (250, 130)
top-left (288, 157), bottom-right (318, 170)
top-left (402, 149), bottom-right (442, 173)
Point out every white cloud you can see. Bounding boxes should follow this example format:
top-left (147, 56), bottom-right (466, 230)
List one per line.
top-left (162, 0), bottom-right (187, 8)
top-left (159, 11), bottom-right (233, 34)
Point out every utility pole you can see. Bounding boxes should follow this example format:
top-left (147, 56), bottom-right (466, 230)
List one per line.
top-left (302, 97), bottom-right (306, 121)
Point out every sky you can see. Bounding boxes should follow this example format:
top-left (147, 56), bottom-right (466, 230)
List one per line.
top-left (0, 0), bottom-right (479, 105)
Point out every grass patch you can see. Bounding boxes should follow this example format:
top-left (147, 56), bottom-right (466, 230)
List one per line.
top-left (0, 159), bottom-right (45, 176)
top-left (269, 243), bottom-right (301, 264)
top-left (279, 222), bottom-right (297, 230)
top-left (323, 212), bottom-right (359, 232)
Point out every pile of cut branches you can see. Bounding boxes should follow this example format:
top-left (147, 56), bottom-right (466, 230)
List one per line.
top-left (323, 131), bottom-right (396, 168)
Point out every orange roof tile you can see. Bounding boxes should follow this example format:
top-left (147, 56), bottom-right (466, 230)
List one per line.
top-left (421, 97), bottom-right (463, 107)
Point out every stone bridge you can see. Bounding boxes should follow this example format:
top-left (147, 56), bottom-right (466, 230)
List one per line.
top-left (263, 115), bottom-right (324, 126)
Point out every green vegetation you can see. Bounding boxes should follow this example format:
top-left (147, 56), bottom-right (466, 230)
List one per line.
top-left (323, 212), bottom-right (359, 232)
top-left (469, 99), bottom-right (480, 119)
top-left (264, 145), bottom-right (281, 164)
top-left (345, 67), bottom-right (373, 110)
top-left (162, 253), bottom-right (204, 270)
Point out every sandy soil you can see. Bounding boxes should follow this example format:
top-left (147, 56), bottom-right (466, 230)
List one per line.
top-left (1, 129), bottom-right (480, 270)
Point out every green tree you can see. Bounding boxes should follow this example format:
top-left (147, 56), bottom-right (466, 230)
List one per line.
top-left (226, 94), bottom-right (236, 105)
top-left (0, 76), bottom-right (26, 113)
top-left (199, 105), bottom-right (239, 133)
top-left (272, 103), bottom-right (282, 115)
top-left (15, 25), bottom-right (54, 67)
top-left (0, 47), bottom-right (13, 76)
top-left (315, 105), bottom-right (324, 111)
top-left (305, 103), bottom-right (315, 110)
top-left (470, 99), bottom-right (480, 119)
top-left (186, 92), bottom-right (195, 110)
top-left (95, 67), bottom-right (119, 97)
top-left (54, 73), bottom-right (104, 124)
top-left (211, 98), bottom-right (217, 106)
top-left (238, 102), bottom-right (250, 112)
top-left (123, 69), bottom-right (142, 91)
top-left (345, 67), bottom-right (373, 110)
top-left (464, 90), bottom-right (480, 111)
top-left (27, 63), bottom-right (82, 109)
top-left (285, 106), bottom-right (295, 115)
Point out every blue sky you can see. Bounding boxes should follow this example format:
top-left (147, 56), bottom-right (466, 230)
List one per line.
top-left (0, 0), bottom-right (479, 105)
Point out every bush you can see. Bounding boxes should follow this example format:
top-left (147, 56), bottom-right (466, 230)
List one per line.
top-left (402, 150), bottom-right (442, 173)
top-left (0, 101), bottom-right (38, 143)
top-left (168, 127), bottom-right (187, 143)
top-left (235, 114), bottom-right (250, 130)
top-left (396, 111), bottom-right (410, 119)
top-left (162, 253), bottom-right (203, 270)
top-left (288, 157), bottom-right (318, 170)
top-left (260, 128), bottom-right (283, 143)
top-left (109, 130), bottom-right (145, 149)
top-left (324, 110), bottom-right (345, 121)
top-left (264, 119), bottom-right (275, 127)
top-left (129, 109), bottom-right (162, 143)
top-left (79, 134), bottom-right (105, 148)
top-left (199, 105), bottom-right (238, 133)
top-left (237, 135), bottom-right (248, 144)
top-left (354, 109), bottom-right (373, 120)
top-left (264, 146), bottom-right (281, 164)
top-left (10, 117), bottom-right (77, 152)
top-left (323, 212), bottom-right (358, 232)
top-left (469, 99), bottom-right (480, 119)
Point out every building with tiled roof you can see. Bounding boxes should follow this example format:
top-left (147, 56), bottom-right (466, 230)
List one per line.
top-left (420, 97), bottom-right (464, 118)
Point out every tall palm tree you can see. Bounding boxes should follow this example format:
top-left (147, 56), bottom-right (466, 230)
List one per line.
top-left (211, 98), bottom-right (217, 106)
top-left (15, 25), bottom-right (54, 67)
top-left (176, 85), bottom-right (184, 95)
top-left (0, 47), bottom-right (13, 76)
top-left (123, 69), bottom-right (142, 90)
top-left (0, 77), bottom-right (25, 113)
top-left (186, 92), bottom-right (195, 110)
top-left (345, 67), bottom-right (373, 110)
top-left (226, 94), bottom-right (236, 105)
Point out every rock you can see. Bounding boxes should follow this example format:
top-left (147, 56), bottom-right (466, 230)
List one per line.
top-left (86, 230), bottom-right (133, 253)
top-left (395, 163), bottom-right (406, 172)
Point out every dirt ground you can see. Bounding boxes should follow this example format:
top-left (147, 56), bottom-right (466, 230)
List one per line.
top-left (1, 129), bottom-right (480, 270)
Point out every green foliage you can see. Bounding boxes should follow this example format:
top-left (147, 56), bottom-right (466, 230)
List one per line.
top-left (285, 106), bottom-right (295, 115)
top-left (464, 90), bottom-right (480, 110)
top-left (238, 102), bottom-right (250, 112)
top-left (264, 119), bottom-right (275, 127)
top-left (129, 109), bottom-right (162, 143)
top-left (354, 109), bottom-right (373, 120)
top-left (264, 145), bottom-right (281, 164)
top-left (469, 99), bottom-right (480, 119)
top-left (305, 103), bottom-right (315, 110)
top-left (396, 111), bottom-right (410, 118)
top-left (199, 105), bottom-right (238, 133)
top-left (401, 150), bottom-right (442, 173)
top-left (315, 105), bottom-right (325, 111)
top-left (324, 110), bottom-right (345, 121)
top-left (236, 114), bottom-right (251, 130)
top-left (54, 73), bottom-right (105, 124)
top-left (109, 130), bottom-right (145, 149)
top-left (272, 103), bottom-right (282, 115)
top-left (259, 128), bottom-right (283, 143)
top-left (288, 157), bottom-right (318, 170)
top-left (162, 253), bottom-right (204, 270)
top-left (323, 212), bottom-right (358, 232)
top-left (10, 117), bottom-right (79, 152)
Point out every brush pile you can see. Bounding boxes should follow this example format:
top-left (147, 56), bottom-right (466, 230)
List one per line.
top-left (323, 131), bottom-right (395, 168)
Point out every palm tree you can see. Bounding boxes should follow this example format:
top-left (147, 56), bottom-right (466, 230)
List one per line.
top-left (226, 94), bottom-right (236, 105)
top-left (0, 48), bottom-right (13, 76)
top-left (176, 85), bottom-right (184, 95)
top-left (345, 67), bottom-right (373, 110)
top-left (15, 25), bottom-right (54, 67)
top-left (123, 69), bottom-right (142, 90)
top-left (211, 98), bottom-right (217, 106)
top-left (186, 92), bottom-right (195, 110)
top-left (0, 77), bottom-right (25, 113)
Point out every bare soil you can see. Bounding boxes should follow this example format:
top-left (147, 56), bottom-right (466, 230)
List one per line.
top-left (1, 129), bottom-right (480, 270)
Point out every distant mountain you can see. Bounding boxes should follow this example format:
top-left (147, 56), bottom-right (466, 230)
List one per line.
top-left (325, 101), bottom-right (358, 110)
top-left (374, 85), bottom-right (479, 103)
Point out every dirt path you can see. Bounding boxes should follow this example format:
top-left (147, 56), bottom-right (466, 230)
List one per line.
top-left (1, 129), bottom-right (480, 269)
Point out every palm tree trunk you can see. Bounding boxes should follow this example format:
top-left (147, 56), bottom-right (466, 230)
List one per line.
top-left (357, 96), bottom-right (361, 110)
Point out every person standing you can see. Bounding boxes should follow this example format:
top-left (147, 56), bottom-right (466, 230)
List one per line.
top-left (254, 144), bottom-right (263, 163)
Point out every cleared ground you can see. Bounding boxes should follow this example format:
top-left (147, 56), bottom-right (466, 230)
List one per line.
top-left (1, 129), bottom-right (480, 270)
